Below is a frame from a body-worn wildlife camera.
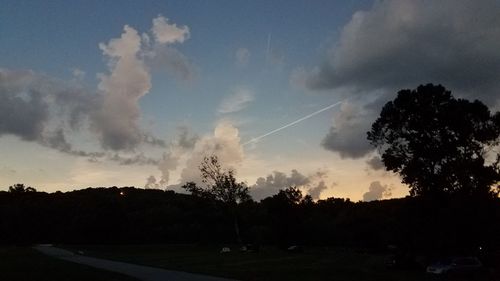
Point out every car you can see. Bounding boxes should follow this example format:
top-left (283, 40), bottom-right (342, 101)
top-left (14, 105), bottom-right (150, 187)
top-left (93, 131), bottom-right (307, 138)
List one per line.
top-left (426, 257), bottom-right (483, 275)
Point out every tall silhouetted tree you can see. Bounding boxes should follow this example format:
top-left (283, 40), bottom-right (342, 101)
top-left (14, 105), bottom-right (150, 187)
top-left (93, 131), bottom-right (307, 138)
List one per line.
top-left (368, 84), bottom-right (500, 197)
top-left (183, 155), bottom-right (251, 242)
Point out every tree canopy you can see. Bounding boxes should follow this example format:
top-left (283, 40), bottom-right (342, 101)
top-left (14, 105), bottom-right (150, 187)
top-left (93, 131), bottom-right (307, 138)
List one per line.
top-left (368, 84), bottom-right (500, 197)
top-left (182, 155), bottom-right (251, 243)
top-left (8, 183), bottom-right (37, 193)
top-left (183, 155), bottom-right (251, 204)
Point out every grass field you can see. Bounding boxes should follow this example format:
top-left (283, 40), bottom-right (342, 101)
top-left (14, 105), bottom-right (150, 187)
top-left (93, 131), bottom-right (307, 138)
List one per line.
top-left (0, 246), bottom-right (138, 281)
top-left (62, 244), bottom-right (456, 281)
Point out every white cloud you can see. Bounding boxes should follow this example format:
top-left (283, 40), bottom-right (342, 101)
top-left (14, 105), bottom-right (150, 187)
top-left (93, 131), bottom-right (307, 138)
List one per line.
top-left (93, 25), bottom-right (151, 151)
top-left (152, 15), bottom-right (190, 45)
top-left (163, 121), bottom-right (245, 190)
top-left (218, 88), bottom-right (254, 114)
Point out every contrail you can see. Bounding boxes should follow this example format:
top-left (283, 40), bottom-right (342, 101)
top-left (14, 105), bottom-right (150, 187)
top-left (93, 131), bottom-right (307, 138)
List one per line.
top-left (243, 100), bottom-right (345, 146)
top-left (266, 33), bottom-right (272, 62)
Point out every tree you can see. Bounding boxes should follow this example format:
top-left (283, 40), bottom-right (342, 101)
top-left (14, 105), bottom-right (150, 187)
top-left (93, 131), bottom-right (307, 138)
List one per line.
top-left (367, 84), bottom-right (500, 197)
top-left (8, 183), bottom-right (37, 193)
top-left (198, 155), bottom-right (251, 204)
top-left (182, 155), bottom-right (251, 242)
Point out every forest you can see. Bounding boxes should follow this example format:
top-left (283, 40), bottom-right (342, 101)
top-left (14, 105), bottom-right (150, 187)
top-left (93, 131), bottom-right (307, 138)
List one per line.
top-left (1, 185), bottom-right (499, 261)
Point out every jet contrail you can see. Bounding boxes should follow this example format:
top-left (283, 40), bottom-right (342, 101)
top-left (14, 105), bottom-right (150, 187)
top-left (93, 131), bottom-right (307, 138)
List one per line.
top-left (266, 33), bottom-right (272, 62)
top-left (243, 100), bottom-right (345, 146)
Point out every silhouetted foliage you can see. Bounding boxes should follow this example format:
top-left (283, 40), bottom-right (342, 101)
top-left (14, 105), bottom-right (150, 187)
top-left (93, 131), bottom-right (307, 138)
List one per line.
top-left (182, 155), bottom-right (251, 243)
top-left (368, 84), bottom-right (500, 197)
top-left (8, 183), bottom-right (37, 193)
top-left (0, 186), bottom-right (499, 261)
top-left (197, 155), bottom-right (251, 204)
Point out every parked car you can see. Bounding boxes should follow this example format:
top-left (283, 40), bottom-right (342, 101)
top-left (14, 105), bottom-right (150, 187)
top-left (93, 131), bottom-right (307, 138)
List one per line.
top-left (426, 257), bottom-right (483, 275)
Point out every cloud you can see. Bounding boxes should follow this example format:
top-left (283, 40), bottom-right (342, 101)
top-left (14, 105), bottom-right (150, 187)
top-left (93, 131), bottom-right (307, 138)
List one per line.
top-left (92, 25), bottom-right (151, 151)
top-left (0, 14), bottom-right (193, 158)
top-left (174, 125), bottom-right (199, 151)
top-left (250, 169), bottom-right (331, 200)
top-left (235, 48), bottom-right (250, 67)
top-left (366, 156), bottom-right (384, 171)
top-left (363, 181), bottom-right (392, 201)
top-left (251, 170), bottom-right (309, 200)
top-left (152, 15), bottom-right (190, 44)
top-left (308, 181), bottom-right (328, 200)
top-left (145, 175), bottom-right (160, 189)
top-left (108, 153), bottom-right (159, 166)
top-left (0, 71), bottom-right (49, 142)
top-left (146, 45), bottom-right (196, 82)
top-left (145, 15), bottom-right (196, 82)
top-left (218, 88), bottom-right (254, 114)
top-left (156, 151), bottom-right (180, 186)
top-left (85, 15), bottom-right (193, 151)
top-left (142, 126), bottom-right (199, 188)
top-left (0, 69), bottom-right (98, 155)
top-left (72, 68), bottom-right (85, 81)
top-left (303, 0), bottom-right (500, 158)
top-left (321, 101), bottom-right (374, 158)
top-left (167, 121), bottom-right (245, 190)
top-left (307, 0), bottom-right (500, 101)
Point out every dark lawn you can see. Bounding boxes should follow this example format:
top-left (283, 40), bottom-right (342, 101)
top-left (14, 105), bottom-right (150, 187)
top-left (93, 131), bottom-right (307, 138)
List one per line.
top-left (0, 246), bottom-right (139, 281)
top-left (61, 244), bottom-right (478, 281)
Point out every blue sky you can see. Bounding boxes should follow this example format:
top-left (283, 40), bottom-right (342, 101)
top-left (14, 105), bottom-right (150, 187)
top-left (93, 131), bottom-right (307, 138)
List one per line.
top-left (1, 0), bottom-right (499, 201)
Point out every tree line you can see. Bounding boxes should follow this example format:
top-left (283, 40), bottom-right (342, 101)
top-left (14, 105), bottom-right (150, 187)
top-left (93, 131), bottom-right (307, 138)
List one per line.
top-left (1, 185), bottom-right (499, 256)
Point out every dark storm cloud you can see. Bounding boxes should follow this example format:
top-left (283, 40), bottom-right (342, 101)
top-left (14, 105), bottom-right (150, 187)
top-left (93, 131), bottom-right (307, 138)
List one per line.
top-left (307, 0), bottom-right (500, 100)
top-left (304, 0), bottom-right (500, 158)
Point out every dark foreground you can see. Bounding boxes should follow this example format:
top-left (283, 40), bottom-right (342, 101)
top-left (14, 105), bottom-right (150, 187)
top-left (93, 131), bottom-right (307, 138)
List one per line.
top-left (35, 245), bottom-right (236, 281)
top-left (62, 244), bottom-right (497, 281)
top-left (0, 246), bottom-right (138, 281)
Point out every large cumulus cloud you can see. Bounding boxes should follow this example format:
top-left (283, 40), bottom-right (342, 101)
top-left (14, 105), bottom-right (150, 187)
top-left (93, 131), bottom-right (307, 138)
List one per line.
top-left (0, 15), bottom-right (193, 162)
top-left (304, 0), bottom-right (500, 158)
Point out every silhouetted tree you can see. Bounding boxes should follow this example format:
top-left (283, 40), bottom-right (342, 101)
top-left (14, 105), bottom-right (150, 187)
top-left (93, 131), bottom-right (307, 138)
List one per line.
top-left (368, 84), bottom-right (500, 197)
top-left (183, 155), bottom-right (251, 243)
top-left (8, 183), bottom-right (36, 193)
top-left (198, 155), bottom-right (251, 204)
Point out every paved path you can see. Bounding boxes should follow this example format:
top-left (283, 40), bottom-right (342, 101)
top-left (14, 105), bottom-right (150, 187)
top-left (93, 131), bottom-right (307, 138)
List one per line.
top-left (34, 245), bottom-right (237, 281)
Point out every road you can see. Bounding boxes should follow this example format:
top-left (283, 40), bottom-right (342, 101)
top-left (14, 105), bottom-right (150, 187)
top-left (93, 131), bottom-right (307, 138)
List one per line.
top-left (34, 245), bottom-right (238, 281)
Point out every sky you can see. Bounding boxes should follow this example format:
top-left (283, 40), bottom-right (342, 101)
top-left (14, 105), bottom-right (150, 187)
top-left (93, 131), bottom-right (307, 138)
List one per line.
top-left (1, 0), bottom-right (500, 201)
